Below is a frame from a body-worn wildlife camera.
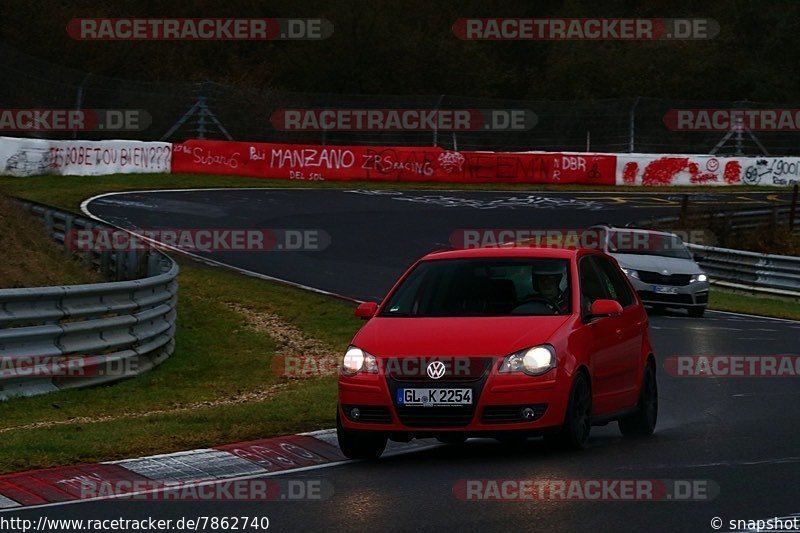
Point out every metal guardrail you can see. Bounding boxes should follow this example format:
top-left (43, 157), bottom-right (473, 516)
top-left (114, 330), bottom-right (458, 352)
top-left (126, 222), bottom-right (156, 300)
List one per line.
top-left (644, 206), bottom-right (798, 235)
top-left (686, 243), bottom-right (800, 297)
top-left (0, 201), bottom-right (178, 399)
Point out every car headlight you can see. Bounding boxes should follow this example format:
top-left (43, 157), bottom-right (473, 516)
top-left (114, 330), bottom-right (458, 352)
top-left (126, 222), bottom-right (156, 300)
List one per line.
top-left (621, 268), bottom-right (639, 279)
top-left (341, 346), bottom-right (378, 376)
top-left (500, 345), bottom-right (556, 376)
top-left (690, 273), bottom-right (708, 283)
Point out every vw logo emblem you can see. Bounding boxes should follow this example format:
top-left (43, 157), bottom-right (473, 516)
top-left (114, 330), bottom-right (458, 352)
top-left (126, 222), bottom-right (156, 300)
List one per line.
top-left (426, 361), bottom-right (446, 380)
top-left (661, 269), bottom-right (670, 275)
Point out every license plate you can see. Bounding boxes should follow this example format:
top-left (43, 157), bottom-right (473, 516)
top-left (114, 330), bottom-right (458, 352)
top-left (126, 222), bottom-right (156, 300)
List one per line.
top-left (653, 285), bottom-right (679, 294)
top-left (397, 388), bottom-right (472, 406)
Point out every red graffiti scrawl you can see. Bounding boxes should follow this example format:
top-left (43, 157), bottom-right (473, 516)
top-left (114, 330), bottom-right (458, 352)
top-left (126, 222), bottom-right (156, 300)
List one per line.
top-left (723, 161), bottom-right (742, 184)
top-left (622, 161), bottom-right (638, 184)
top-left (640, 157), bottom-right (718, 186)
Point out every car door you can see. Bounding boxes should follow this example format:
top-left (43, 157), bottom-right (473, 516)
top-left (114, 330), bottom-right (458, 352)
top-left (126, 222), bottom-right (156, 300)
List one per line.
top-left (591, 255), bottom-right (645, 410)
top-left (578, 255), bottom-right (620, 416)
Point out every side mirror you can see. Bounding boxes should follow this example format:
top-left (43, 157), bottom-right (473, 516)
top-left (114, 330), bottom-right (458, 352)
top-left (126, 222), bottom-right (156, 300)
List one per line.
top-left (355, 301), bottom-right (379, 319)
top-left (588, 299), bottom-right (623, 319)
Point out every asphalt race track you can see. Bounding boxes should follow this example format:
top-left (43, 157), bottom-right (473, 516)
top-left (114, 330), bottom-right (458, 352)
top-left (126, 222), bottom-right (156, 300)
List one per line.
top-left (83, 188), bottom-right (791, 301)
top-left (19, 188), bottom-right (793, 531)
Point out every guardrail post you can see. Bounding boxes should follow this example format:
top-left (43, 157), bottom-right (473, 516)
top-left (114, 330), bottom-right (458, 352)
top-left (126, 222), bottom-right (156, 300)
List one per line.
top-left (147, 252), bottom-right (160, 277)
top-left (791, 183), bottom-right (798, 231)
top-left (63, 215), bottom-right (73, 256)
top-left (128, 250), bottom-right (139, 279)
top-left (114, 250), bottom-right (125, 281)
top-left (44, 210), bottom-right (54, 236)
top-left (679, 194), bottom-right (689, 225)
top-left (100, 249), bottom-right (110, 274)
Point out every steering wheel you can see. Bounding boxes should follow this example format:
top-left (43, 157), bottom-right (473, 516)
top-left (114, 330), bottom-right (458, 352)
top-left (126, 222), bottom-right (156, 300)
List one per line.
top-left (513, 296), bottom-right (560, 314)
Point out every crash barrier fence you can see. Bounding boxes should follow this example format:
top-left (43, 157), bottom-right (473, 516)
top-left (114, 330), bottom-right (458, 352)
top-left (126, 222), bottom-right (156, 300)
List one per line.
top-left (646, 204), bottom-right (799, 236)
top-left (3, 136), bottom-right (800, 186)
top-left (686, 243), bottom-right (800, 297)
top-left (0, 200), bottom-right (179, 399)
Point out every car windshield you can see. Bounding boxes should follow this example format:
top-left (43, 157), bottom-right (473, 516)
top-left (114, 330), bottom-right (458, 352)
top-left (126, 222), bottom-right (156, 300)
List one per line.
top-left (379, 258), bottom-right (571, 317)
top-left (608, 230), bottom-right (693, 260)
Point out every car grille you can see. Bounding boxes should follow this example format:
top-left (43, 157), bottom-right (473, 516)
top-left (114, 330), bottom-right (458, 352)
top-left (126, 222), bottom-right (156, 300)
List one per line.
top-left (638, 291), bottom-right (694, 304)
top-left (384, 357), bottom-right (493, 383)
top-left (481, 404), bottom-right (548, 424)
top-left (342, 405), bottom-right (392, 424)
top-left (637, 271), bottom-right (693, 286)
top-left (393, 406), bottom-right (475, 427)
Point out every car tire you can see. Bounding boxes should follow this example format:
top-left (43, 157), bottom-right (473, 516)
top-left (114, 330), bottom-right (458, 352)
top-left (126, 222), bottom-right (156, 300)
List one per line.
top-left (618, 362), bottom-right (658, 437)
top-left (688, 306), bottom-right (706, 317)
top-left (545, 372), bottom-right (592, 450)
top-left (336, 411), bottom-right (387, 459)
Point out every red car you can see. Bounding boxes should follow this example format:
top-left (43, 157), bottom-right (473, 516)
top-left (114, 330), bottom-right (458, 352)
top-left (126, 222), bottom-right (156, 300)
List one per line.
top-left (337, 246), bottom-right (657, 459)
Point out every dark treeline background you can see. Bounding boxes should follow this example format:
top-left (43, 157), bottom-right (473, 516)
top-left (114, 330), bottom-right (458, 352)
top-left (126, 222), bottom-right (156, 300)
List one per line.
top-left (0, 0), bottom-right (796, 101)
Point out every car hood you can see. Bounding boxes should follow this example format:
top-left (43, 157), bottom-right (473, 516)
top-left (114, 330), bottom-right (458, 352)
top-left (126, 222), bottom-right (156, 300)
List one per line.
top-left (610, 253), bottom-right (702, 275)
top-left (351, 315), bottom-right (572, 357)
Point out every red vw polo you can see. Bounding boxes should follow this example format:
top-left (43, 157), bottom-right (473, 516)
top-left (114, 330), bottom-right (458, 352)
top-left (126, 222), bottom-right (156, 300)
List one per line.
top-left (337, 246), bottom-right (657, 459)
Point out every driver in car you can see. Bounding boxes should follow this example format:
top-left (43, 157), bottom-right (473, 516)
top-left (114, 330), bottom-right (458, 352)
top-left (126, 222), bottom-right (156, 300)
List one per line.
top-left (525, 263), bottom-right (569, 314)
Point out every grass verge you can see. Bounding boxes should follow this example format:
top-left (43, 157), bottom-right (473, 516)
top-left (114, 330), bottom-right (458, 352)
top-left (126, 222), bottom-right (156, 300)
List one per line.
top-left (0, 194), bottom-right (104, 288)
top-left (708, 286), bottom-right (800, 321)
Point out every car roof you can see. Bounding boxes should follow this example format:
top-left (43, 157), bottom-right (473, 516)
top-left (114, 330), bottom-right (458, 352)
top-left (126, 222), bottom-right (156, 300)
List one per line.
top-left (591, 224), bottom-right (677, 238)
top-left (420, 246), bottom-right (602, 261)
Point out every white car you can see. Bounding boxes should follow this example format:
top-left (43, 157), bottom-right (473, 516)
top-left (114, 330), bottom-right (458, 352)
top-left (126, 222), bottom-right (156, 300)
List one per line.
top-left (589, 225), bottom-right (709, 317)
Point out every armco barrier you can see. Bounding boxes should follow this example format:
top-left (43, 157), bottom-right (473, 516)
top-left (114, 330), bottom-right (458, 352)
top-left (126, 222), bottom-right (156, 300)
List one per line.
top-left (0, 136), bottom-right (172, 177)
top-left (686, 243), bottom-right (800, 297)
top-left (0, 201), bottom-right (178, 399)
top-left (644, 206), bottom-right (799, 235)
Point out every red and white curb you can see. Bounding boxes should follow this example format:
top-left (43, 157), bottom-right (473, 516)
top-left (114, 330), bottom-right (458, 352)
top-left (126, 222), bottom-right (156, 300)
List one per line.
top-left (0, 429), bottom-right (437, 511)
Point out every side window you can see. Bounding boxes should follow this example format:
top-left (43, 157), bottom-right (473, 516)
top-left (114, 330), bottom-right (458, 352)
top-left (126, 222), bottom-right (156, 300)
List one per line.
top-left (593, 256), bottom-right (635, 308)
top-left (578, 257), bottom-right (609, 315)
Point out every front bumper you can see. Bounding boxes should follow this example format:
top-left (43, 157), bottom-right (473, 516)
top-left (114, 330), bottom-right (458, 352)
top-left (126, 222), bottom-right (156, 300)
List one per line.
top-left (628, 276), bottom-right (709, 308)
top-left (338, 359), bottom-right (571, 435)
